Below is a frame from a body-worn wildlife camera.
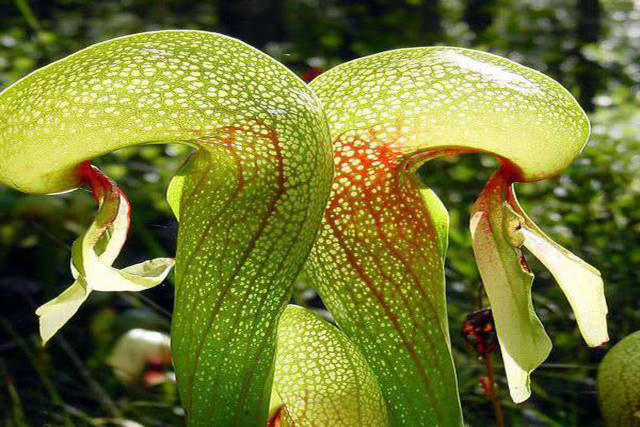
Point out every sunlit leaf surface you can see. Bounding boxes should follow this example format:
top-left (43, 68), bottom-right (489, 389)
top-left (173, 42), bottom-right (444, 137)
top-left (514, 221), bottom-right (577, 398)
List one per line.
top-left (471, 166), bottom-right (608, 401)
top-left (0, 31), bottom-right (333, 425)
top-left (509, 192), bottom-right (608, 348)
top-left (307, 47), bottom-right (602, 422)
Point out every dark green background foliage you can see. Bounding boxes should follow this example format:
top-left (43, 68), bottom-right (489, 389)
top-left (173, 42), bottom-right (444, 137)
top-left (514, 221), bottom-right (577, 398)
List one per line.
top-left (0, 0), bottom-right (637, 425)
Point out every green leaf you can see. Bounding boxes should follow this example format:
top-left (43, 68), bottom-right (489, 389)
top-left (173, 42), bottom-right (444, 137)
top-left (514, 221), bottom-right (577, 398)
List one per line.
top-left (597, 331), bottom-right (640, 426)
top-left (310, 48), bottom-right (590, 182)
top-left (273, 305), bottom-right (388, 426)
top-left (419, 187), bottom-right (450, 259)
top-left (166, 154), bottom-right (194, 221)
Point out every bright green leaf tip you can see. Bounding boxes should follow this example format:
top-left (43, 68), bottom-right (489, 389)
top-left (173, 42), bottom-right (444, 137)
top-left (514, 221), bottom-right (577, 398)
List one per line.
top-left (311, 47), bottom-right (591, 182)
top-left (0, 30), bottom-right (327, 194)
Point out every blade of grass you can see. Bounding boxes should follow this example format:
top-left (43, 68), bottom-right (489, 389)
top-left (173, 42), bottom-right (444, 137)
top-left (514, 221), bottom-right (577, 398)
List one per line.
top-left (4, 376), bottom-right (28, 427)
top-left (13, 0), bottom-right (40, 32)
top-left (0, 319), bottom-right (73, 426)
top-left (53, 333), bottom-right (122, 419)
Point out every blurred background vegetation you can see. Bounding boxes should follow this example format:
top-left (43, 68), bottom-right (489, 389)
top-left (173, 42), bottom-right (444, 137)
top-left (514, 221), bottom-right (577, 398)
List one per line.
top-left (0, 0), bottom-right (637, 425)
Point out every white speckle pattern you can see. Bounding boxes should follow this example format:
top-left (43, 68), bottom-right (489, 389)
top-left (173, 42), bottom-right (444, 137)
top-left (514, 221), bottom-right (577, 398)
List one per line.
top-left (0, 31), bottom-right (333, 425)
top-left (273, 305), bottom-right (388, 426)
top-left (306, 47), bottom-right (590, 425)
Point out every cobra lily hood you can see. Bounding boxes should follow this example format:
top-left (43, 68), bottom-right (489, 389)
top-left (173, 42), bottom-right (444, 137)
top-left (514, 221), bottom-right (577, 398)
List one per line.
top-left (0, 30), bottom-right (333, 425)
top-left (304, 47), bottom-right (607, 417)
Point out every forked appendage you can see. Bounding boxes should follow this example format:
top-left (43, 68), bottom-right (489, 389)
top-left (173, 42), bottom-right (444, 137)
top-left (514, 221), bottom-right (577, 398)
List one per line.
top-left (470, 166), bottom-right (607, 402)
top-left (36, 162), bottom-right (174, 344)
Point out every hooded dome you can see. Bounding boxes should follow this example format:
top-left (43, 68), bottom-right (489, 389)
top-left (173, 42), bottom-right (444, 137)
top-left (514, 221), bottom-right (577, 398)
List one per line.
top-left (0, 30), bottom-right (325, 194)
top-left (310, 47), bottom-right (590, 181)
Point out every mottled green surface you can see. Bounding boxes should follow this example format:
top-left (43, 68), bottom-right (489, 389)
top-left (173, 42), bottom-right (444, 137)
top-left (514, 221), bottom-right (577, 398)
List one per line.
top-left (0, 31), bottom-right (333, 425)
top-left (598, 331), bottom-right (640, 426)
top-left (273, 305), bottom-right (388, 426)
top-left (307, 47), bottom-right (599, 425)
top-left (0, 27), bottom-right (616, 427)
top-left (310, 48), bottom-right (590, 182)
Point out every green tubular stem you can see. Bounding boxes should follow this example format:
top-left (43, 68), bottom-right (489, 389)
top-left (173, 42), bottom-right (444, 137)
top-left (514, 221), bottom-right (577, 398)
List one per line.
top-left (0, 31), bottom-right (333, 425)
top-left (166, 104), bottom-right (333, 424)
top-left (171, 127), bottom-right (329, 424)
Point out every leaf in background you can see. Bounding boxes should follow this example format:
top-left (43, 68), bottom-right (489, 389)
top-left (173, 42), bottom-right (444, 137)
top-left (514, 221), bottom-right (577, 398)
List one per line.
top-left (166, 154), bottom-right (194, 221)
top-left (597, 331), bottom-right (640, 426)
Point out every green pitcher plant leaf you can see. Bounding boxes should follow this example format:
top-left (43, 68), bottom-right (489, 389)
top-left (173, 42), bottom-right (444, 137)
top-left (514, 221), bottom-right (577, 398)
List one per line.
top-left (307, 47), bottom-right (607, 423)
top-left (272, 305), bottom-right (388, 426)
top-left (597, 331), bottom-right (640, 426)
top-left (0, 30), bottom-right (333, 426)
